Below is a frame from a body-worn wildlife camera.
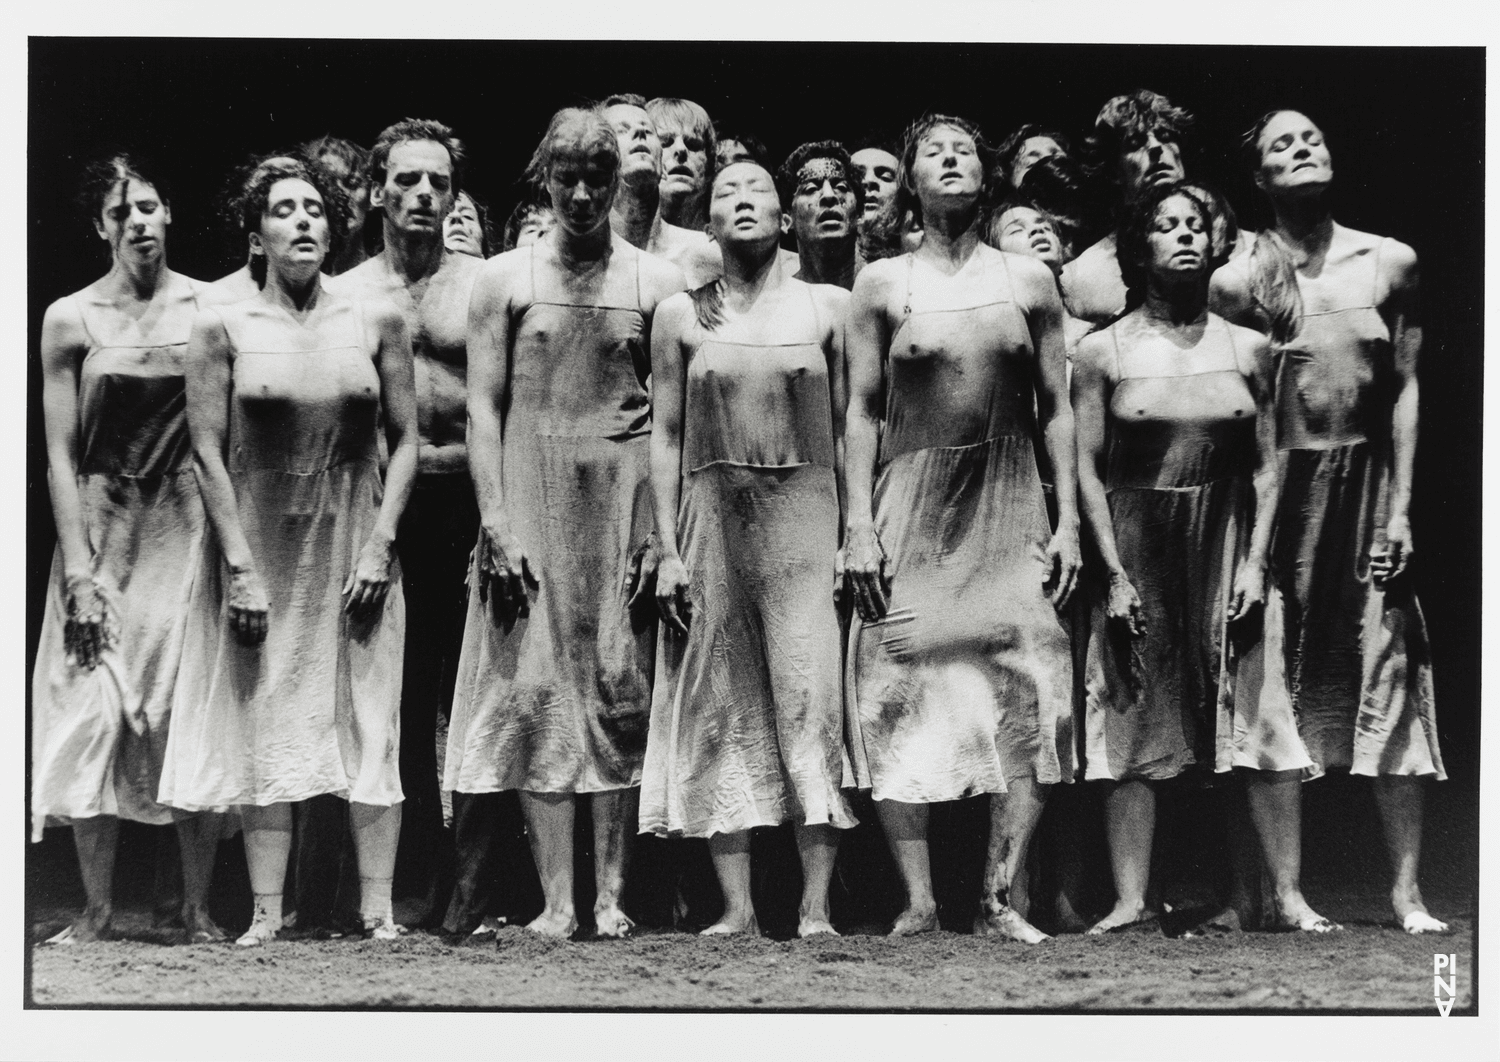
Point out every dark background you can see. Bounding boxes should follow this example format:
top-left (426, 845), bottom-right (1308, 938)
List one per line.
top-left (27, 40), bottom-right (1482, 932)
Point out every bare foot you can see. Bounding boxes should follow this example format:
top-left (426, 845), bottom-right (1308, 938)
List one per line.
top-left (362, 915), bottom-right (407, 941)
top-left (470, 916), bottom-right (505, 937)
top-left (235, 916), bottom-right (280, 948)
top-left (889, 904), bottom-right (938, 937)
top-left (701, 913), bottom-right (759, 937)
top-left (1267, 894), bottom-right (1341, 933)
top-left (526, 910), bottom-right (579, 939)
top-left (974, 904), bottom-right (1050, 944)
top-left (42, 910), bottom-right (112, 946)
top-left (1087, 900), bottom-right (1153, 935)
top-left (182, 906), bottom-right (227, 944)
top-left (593, 903), bottom-right (635, 939)
top-left (1394, 885), bottom-right (1449, 934)
top-left (798, 918), bottom-right (839, 938)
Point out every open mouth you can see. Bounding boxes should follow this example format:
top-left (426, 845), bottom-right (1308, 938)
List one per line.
top-left (668, 165), bottom-right (694, 177)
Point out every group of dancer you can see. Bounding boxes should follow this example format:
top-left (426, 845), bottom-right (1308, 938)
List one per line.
top-left (32, 87), bottom-right (1451, 952)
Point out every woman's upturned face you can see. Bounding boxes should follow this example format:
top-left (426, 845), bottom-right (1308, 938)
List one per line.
top-left (256, 177), bottom-right (330, 273)
top-left (994, 205), bottom-right (1062, 272)
top-left (657, 117), bottom-right (709, 201)
top-left (1255, 110), bottom-right (1333, 197)
top-left (1010, 135), bottom-right (1065, 188)
top-left (708, 162), bottom-right (784, 248)
top-left (96, 177), bottom-right (170, 263)
top-left (910, 124), bottom-right (984, 211)
top-left (546, 144), bottom-right (617, 236)
top-left (1145, 193), bottom-right (1209, 282)
top-left (444, 192), bottom-right (484, 257)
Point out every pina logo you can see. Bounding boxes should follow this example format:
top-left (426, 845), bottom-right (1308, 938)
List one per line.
top-left (1434, 953), bottom-right (1457, 1017)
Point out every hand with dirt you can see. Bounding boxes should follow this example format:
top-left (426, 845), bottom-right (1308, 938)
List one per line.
top-left (1370, 514), bottom-right (1413, 590)
top-left (625, 532), bottom-right (659, 612)
top-left (227, 566), bottom-right (269, 647)
top-left (1042, 526), bottom-right (1081, 611)
top-left (343, 534), bottom-right (395, 617)
top-left (655, 554), bottom-right (693, 635)
top-left (63, 572), bottom-right (113, 670)
top-left (477, 525), bottom-right (537, 634)
top-left (844, 525), bottom-right (891, 622)
top-left (1227, 556), bottom-right (1267, 623)
top-left (1107, 570), bottom-right (1146, 637)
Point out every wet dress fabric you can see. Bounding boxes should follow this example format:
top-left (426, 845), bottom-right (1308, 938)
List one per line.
top-left (847, 252), bottom-right (1075, 803)
top-left (640, 287), bottom-right (857, 838)
top-left (1082, 318), bottom-right (1310, 782)
top-left (445, 245), bottom-right (655, 795)
top-left (31, 284), bottom-right (206, 840)
top-left (158, 297), bottom-right (405, 810)
top-left (1272, 238), bottom-right (1443, 779)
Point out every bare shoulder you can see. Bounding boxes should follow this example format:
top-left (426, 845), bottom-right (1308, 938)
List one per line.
top-left (807, 280), bottom-right (852, 319)
top-left (1221, 314), bottom-right (1271, 358)
top-left (1072, 323), bottom-right (1118, 376)
top-left (41, 289), bottom-right (90, 350)
top-left (634, 243), bottom-right (691, 303)
top-left (850, 254), bottom-right (901, 303)
top-left (654, 288), bottom-right (696, 328)
top-left (999, 249), bottom-right (1059, 302)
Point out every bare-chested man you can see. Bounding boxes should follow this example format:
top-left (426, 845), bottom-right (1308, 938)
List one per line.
top-left (339, 118), bottom-right (483, 927)
top-left (777, 141), bottom-right (863, 291)
top-left (602, 93), bottom-right (722, 288)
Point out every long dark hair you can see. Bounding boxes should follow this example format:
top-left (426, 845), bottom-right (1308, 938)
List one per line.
top-left (1116, 181), bottom-right (1213, 310)
top-left (226, 154), bottom-right (348, 287)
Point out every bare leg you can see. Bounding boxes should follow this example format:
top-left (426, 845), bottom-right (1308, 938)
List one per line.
top-left (43, 816), bottom-right (118, 944)
top-left (518, 791), bottom-right (578, 938)
top-left (239, 803), bottom-right (293, 946)
top-left (1372, 775), bottom-right (1448, 933)
top-left (591, 788), bottom-right (637, 938)
top-left (875, 799), bottom-right (938, 935)
top-left (794, 823), bottom-right (839, 937)
top-left (1088, 780), bottom-right (1154, 933)
top-left (702, 830), bottom-right (758, 935)
top-left (1221, 789), bottom-right (1262, 931)
top-left (1242, 769), bottom-right (1337, 931)
top-left (976, 778), bottom-right (1051, 943)
top-left (172, 812), bottom-right (227, 942)
top-left (351, 801), bottom-right (404, 939)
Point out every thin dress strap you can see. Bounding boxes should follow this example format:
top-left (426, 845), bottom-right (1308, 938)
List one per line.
top-left (70, 293), bottom-right (100, 350)
top-left (903, 253), bottom-right (915, 319)
top-left (805, 281), bottom-right (822, 340)
top-left (1109, 323), bottom-right (1124, 381)
top-left (635, 246), bottom-right (644, 313)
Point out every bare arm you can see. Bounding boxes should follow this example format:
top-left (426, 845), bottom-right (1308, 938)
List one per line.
top-left (821, 286), bottom-right (852, 534)
top-left (1208, 261), bottom-right (1262, 332)
top-left (1015, 255), bottom-right (1081, 609)
top-left (344, 306), bottom-right (418, 614)
top-left (648, 293), bottom-right (693, 633)
top-left (465, 255), bottom-right (533, 630)
top-left (40, 298), bottom-right (110, 667)
top-left (1375, 242), bottom-right (1421, 586)
top-left (1228, 329), bottom-right (1281, 622)
top-left (1072, 331), bottom-right (1144, 635)
top-left (184, 307), bottom-right (268, 645)
top-left (842, 263), bottom-right (893, 621)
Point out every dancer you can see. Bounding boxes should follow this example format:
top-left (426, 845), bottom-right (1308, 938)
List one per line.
top-left (339, 119), bottom-right (482, 925)
top-left (778, 141), bottom-right (863, 290)
top-left (995, 123), bottom-right (1071, 192)
top-left (445, 191), bottom-right (492, 258)
top-left (844, 116), bottom-right (1080, 943)
top-left (301, 135), bottom-right (373, 275)
top-left (1212, 110), bottom-right (1448, 934)
top-left (648, 96), bottom-right (715, 231)
top-left (603, 94), bottom-right (722, 286)
top-left (447, 106), bottom-right (684, 938)
top-left (642, 160), bottom-right (857, 936)
top-left (33, 153), bottom-right (225, 944)
top-left (1062, 90), bottom-right (1192, 324)
top-left (160, 155), bottom-right (418, 945)
top-left (1073, 182), bottom-right (1330, 934)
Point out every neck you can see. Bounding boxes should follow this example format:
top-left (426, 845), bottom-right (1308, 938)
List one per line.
top-left (330, 238), bottom-right (369, 277)
top-left (381, 224), bottom-right (445, 283)
top-left (1271, 194), bottom-right (1333, 251)
top-left (1143, 278), bottom-right (1207, 325)
top-left (918, 202), bottom-right (981, 265)
top-left (660, 189), bottom-right (701, 230)
top-left (554, 219), bottom-right (613, 266)
top-left (611, 181), bottom-right (660, 250)
top-left (720, 239), bottom-right (782, 306)
top-left (797, 236), bottom-right (857, 289)
top-left (107, 252), bottom-right (167, 300)
top-left (265, 266), bottom-right (322, 314)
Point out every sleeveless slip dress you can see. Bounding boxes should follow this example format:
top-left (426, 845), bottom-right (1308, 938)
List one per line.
top-left (847, 252), bottom-right (1075, 803)
top-left (31, 282), bottom-right (206, 839)
top-left (640, 285), bottom-right (856, 837)
top-left (445, 245), bottom-right (656, 795)
top-left (1272, 238), bottom-right (1444, 779)
top-left (158, 297), bottom-right (405, 809)
top-left (1083, 317), bottom-right (1310, 781)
